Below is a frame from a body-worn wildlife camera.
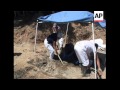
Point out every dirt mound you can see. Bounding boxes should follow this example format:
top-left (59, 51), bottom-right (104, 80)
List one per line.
top-left (14, 23), bottom-right (51, 44)
top-left (71, 23), bottom-right (106, 44)
top-left (14, 22), bottom-right (106, 45)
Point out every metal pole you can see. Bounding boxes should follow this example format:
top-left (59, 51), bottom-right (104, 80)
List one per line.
top-left (63, 23), bottom-right (69, 47)
top-left (34, 22), bottom-right (38, 52)
top-left (92, 22), bottom-right (96, 79)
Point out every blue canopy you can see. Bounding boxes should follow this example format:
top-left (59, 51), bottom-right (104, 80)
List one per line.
top-left (37, 11), bottom-right (106, 28)
top-left (95, 19), bottom-right (106, 28)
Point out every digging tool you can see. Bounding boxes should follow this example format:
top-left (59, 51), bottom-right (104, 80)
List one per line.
top-left (90, 67), bottom-right (102, 79)
top-left (57, 54), bottom-right (64, 65)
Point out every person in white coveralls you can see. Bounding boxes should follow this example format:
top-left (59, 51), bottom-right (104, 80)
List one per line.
top-left (74, 39), bottom-right (105, 76)
top-left (44, 33), bottom-right (64, 60)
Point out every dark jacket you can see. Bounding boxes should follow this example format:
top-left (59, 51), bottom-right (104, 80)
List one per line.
top-left (47, 33), bottom-right (57, 45)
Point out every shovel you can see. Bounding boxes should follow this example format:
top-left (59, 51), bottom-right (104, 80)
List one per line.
top-left (57, 54), bottom-right (64, 65)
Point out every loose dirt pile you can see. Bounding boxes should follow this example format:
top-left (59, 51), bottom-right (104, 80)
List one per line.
top-left (14, 22), bottom-right (106, 45)
top-left (14, 23), bottom-right (52, 44)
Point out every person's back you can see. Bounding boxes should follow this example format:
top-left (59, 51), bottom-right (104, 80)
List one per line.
top-left (44, 33), bottom-right (64, 60)
top-left (74, 40), bottom-right (103, 77)
top-left (76, 40), bottom-right (96, 53)
top-left (47, 33), bottom-right (57, 45)
top-left (74, 40), bottom-right (96, 65)
top-left (44, 33), bottom-right (58, 60)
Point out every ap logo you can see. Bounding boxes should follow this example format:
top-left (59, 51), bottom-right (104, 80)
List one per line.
top-left (94, 11), bottom-right (103, 22)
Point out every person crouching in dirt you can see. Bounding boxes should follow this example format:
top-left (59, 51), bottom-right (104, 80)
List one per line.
top-left (74, 40), bottom-right (102, 77)
top-left (44, 33), bottom-right (64, 60)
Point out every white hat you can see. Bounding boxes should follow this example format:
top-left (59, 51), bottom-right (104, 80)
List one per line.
top-left (90, 38), bottom-right (106, 49)
top-left (98, 44), bottom-right (106, 50)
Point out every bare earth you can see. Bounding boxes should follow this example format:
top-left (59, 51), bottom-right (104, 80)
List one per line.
top-left (14, 42), bottom-right (106, 79)
top-left (14, 22), bottom-right (106, 79)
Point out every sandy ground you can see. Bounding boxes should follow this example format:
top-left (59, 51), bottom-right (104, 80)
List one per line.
top-left (14, 42), bottom-right (106, 79)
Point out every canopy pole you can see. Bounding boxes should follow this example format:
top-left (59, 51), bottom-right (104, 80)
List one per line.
top-left (34, 22), bottom-right (38, 53)
top-left (92, 22), bottom-right (97, 79)
top-left (63, 23), bottom-right (69, 47)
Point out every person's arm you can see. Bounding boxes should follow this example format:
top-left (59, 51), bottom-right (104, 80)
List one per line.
top-left (96, 53), bottom-right (102, 75)
top-left (53, 41), bottom-right (58, 55)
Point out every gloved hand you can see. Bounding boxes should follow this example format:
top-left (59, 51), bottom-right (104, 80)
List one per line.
top-left (54, 50), bottom-right (58, 55)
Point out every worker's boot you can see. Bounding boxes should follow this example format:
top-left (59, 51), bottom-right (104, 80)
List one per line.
top-left (79, 63), bottom-right (82, 68)
top-left (81, 66), bottom-right (88, 77)
top-left (74, 61), bottom-right (79, 65)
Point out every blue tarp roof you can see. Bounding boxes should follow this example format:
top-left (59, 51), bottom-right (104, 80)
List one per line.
top-left (37, 11), bottom-right (106, 28)
top-left (95, 19), bottom-right (106, 28)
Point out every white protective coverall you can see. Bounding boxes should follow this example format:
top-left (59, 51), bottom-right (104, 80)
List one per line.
top-left (74, 39), bottom-right (105, 66)
top-left (44, 38), bottom-right (64, 59)
top-left (74, 40), bottom-right (96, 66)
